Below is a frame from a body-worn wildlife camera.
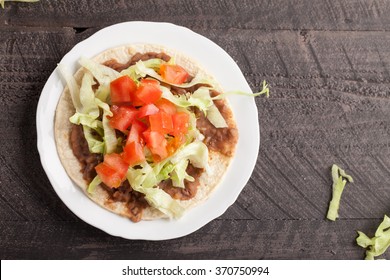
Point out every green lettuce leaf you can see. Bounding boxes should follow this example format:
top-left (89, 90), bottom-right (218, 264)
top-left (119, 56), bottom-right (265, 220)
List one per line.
top-left (356, 215), bottom-right (390, 260)
top-left (87, 175), bottom-right (102, 194)
top-left (212, 80), bottom-right (270, 100)
top-left (78, 56), bottom-right (120, 86)
top-left (83, 126), bottom-right (104, 154)
top-left (102, 111), bottom-right (117, 154)
top-left (1, 0), bottom-right (39, 9)
top-left (170, 141), bottom-right (209, 171)
top-left (326, 164), bottom-right (353, 221)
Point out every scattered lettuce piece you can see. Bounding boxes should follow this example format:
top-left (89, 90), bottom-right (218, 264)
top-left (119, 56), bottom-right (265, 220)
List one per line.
top-left (356, 215), bottom-right (390, 260)
top-left (326, 164), bottom-right (353, 221)
top-left (1, 0), bottom-right (39, 9)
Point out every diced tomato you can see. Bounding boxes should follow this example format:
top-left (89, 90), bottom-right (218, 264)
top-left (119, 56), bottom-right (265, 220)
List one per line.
top-left (95, 163), bottom-right (123, 188)
top-left (138, 103), bottom-right (159, 119)
top-left (109, 105), bottom-right (138, 131)
top-left (143, 131), bottom-right (168, 160)
top-left (126, 119), bottom-right (147, 145)
top-left (155, 98), bottom-right (177, 115)
top-left (95, 153), bottom-right (129, 188)
top-left (110, 75), bottom-right (137, 104)
top-left (103, 153), bottom-right (129, 179)
top-left (172, 112), bottom-right (189, 136)
top-left (135, 79), bottom-right (162, 104)
top-left (149, 111), bottom-right (174, 134)
top-left (122, 141), bottom-right (145, 166)
top-left (160, 64), bottom-right (189, 84)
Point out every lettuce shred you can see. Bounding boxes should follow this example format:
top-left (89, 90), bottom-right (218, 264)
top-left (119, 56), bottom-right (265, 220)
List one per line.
top-left (356, 215), bottom-right (390, 260)
top-left (1, 0), bottom-right (39, 9)
top-left (326, 164), bottom-right (353, 221)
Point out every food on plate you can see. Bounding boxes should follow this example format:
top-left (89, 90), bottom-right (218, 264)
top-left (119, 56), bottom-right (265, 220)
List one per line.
top-left (54, 44), bottom-right (267, 222)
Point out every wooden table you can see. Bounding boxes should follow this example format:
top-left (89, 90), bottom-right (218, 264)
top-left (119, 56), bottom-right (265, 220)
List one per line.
top-left (1, 0), bottom-right (389, 260)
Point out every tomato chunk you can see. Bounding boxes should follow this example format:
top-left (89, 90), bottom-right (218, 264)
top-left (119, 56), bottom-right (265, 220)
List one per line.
top-left (95, 163), bottom-right (122, 188)
top-left (126, 120), bottom-right (147, 145)
top-left (155, 98), bottom-right (177, 115)
top-left (149, 111), bottom-right (174, 134)
top-left (96, 153), bottom-right (129, 188)
top-left (138, 103), bottom-right (159, 119)
top-left (160, 64), bottom-right (189, 84)
top-left (122, 141), bottom-right (145, 167)
top-left (109, 105), bottom-right (138, 131)
top-left (135, 79), bottom-right (162, 104)
top-left (172, 112), bottom-right (189, 136)
top-left (103, 153), bottom-right (129, 179)
top-left (143, 131), bottom-right (168, 160)
top-left (110, 76), bottom-right (137, 104)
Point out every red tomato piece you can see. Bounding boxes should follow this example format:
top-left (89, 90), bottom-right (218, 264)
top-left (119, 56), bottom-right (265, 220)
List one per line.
top-left (95, 163), bottom-right (123, 189)
top-left (135, 79), bottom-right (162, 104)
top-left (103, 153), bottom-right (129, 179)
top-left (122, 141), bottom-right (145, 167)
top-left (138, 103), bottom-right (159, 119)
top-left (149, 112), bottom-right (174, 134)
top-left (126, 120), bottom-right (147, 145)
top-left (160, 64), bottom-right (189, 84)
top-left (143, 131), bottom-right (168, 160)
top-left (155, 98), bottom-right (177, 115)
top-left (110, 75), bottom-right (137, 104)
top-left (109, 105), bottom-right (138, 131)
top-left (172, 112), bottom-right (189, 136)
top-left (95, 153), bottom-right (129, 189)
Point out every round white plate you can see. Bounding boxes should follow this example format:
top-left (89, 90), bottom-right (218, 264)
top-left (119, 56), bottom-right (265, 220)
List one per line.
top-left (36, 21), bottom-right (259, 240)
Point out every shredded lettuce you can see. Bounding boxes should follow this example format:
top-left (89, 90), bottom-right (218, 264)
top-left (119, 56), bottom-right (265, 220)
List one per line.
top-left (205, 103), bottom-right (228, 128)
top-left (83, 126), bottom-right (104, 154)
top-left (212, 80), bottom-right (270, 100)
top-left (357, 215), bottom-right (390, 260)
top-left (87, 175), bottom-right (102, 194)
top-left (138, 186), bottom-right (184, 219)
top-left (126, 164), bottom-right (184, 218)
top-left (69, 112), bottom-right (102, 128)
top-left (79, 72), bottom-right (100, 118)
top-left (326, 164), bottom-right (353, 221)
top-left (170, 141), bottom-right (209, 171)
top-left (58, 64), bottom-right (83, 112)
top-left (78, 56), bottom-right (120, 85)
top-left (102, 111), bottom-right (117, 154)
top-left (170, 159), bottom-right (194, 189)
top-left (1, 0), bottom-right (39, 9)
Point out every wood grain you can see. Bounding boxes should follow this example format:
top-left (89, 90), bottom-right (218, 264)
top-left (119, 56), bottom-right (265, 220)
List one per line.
top-left (1, 0), bottom-right (390, 260)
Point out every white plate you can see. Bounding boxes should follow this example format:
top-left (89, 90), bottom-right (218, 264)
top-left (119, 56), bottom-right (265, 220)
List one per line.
top-left (36, 21), bottom-right (259, 240)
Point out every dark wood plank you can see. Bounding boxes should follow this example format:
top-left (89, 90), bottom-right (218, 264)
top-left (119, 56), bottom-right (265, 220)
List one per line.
top-left (1, 219), bottom-right (385, 260)
top-left (1, 0), bottom-right (390, 31)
